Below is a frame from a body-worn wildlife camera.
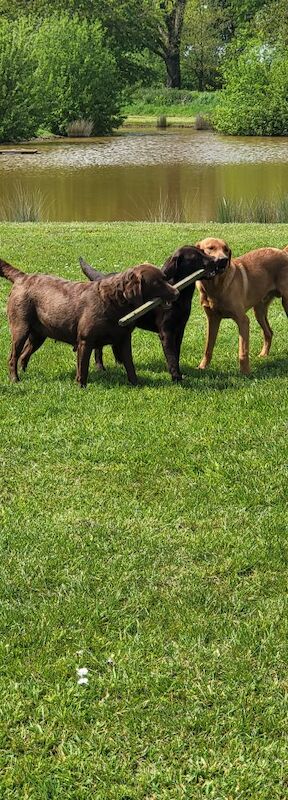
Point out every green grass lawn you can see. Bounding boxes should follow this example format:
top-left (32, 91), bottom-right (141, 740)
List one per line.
top-left (0, 222), bottom-right (287, 800)
top-left (122, 90), bottom-right (219, 127)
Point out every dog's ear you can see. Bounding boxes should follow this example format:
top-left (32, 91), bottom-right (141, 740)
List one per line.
top-left (162, 251), bottom-right (180, 280)
top-left (123, 270), bottom-right (143, 304)
top-left (195, 241), bottom-right (202, 250)
top-left (227, 248), bottom-right (232, 266)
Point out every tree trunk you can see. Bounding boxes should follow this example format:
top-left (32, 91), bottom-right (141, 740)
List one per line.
top-left (157, 0), bottom-right (187, 89)
top-left (165, 51), bottom-right (181, 88)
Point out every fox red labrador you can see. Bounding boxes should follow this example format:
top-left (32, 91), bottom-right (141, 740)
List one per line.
top-left (196, 237), bottom-right (288, 374)
top-left (0, 259), bottom-right (179, 386)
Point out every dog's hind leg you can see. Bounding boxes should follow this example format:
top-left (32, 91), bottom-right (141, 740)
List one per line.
top-left (9, 327), bottom-right (31, 382)
top-left (281, 293), bottom-right (288, 316)
top-left (94, 346), bottom-right (105, 371)
top-left (19, 333), bottom-right (46, 372)
top-left (112, 343), bottom-right (124, 364)
top-left (236, 313), bottom-right (250, 374)
top-left (254, 300), bottom-right (273, 357)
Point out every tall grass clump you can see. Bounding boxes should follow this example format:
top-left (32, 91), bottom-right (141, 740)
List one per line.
top-left (146, 191), bottom-right (187, 223)
top-left (194, 113), bottom-right (213, 130)
top-left (217, 195), bottom-right (288, 223)
top-left (66, 119), bottom-right (94, 137)
top-left (0, 184), bottom-right (46, 222)
top-left (156, 115), bottom-right (167, 128)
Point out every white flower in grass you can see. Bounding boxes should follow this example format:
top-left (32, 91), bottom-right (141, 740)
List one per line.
top-left (76, 666), bottom-right (89, 685)
top-left (77, 676), bottom-right (89, 686)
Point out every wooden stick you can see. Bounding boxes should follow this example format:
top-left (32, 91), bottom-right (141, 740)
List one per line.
top-left (119, 268), bottom-right (206, 327)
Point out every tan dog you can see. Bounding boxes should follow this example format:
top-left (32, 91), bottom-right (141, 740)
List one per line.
top-left (196, 237), bottom-right (288, 374)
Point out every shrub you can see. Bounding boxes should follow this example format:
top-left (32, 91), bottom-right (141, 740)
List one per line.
top-left (0, 17), bottom-right (40, 142)
top-left (214, 43), bottom-right (288, 136)
top-left (34, 15), bottom-right (123, 136)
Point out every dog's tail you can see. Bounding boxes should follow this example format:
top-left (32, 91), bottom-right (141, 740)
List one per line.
top-left (0, 258), bottom-right (25, 283)
top-left (79, 256), bottom-right (104, 282)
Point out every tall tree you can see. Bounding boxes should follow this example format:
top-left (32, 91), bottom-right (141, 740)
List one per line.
top-left (0, 0), bottom-right (188, 89)
top-left (182, 0), bottom-right (226, 90)
top-left (156, 0), bottom-right (188, 87)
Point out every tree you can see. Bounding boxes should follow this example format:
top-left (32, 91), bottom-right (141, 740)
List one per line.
top-left (34, 15), bottom-right (122, 135)
top-left (155, 0), bottom-right (188, 87)
top-left (214, 41), bottom-right (288, 136)
top-left (210, 0), bottom-right (270, 41)
top-left (0, 0), bottom-right (189, 89)
top-left (182, 0), bottom-right (226, 90)
top-left (0, 17), bottom-right (41, 141)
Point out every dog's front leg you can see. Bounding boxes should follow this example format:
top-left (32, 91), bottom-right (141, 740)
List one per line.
top-left (119, 334), bottom-right (138, 385)
top-left (198, 308), bottom-right (221, 369)
top-left (236, 314), bottom-right (250, 374)
top-left (76, 339), bottom-right (92, 387)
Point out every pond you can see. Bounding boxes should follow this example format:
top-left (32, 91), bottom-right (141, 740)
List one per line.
top-left (1, 129), bottom-right (288, 222)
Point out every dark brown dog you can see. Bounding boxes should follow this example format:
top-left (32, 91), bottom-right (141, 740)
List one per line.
top-left (80, 246), bottom-right (228, 381)
top-left (196, 237), bottom-right (288, 374)
top-left (0, 259), bottom-right (179, 386)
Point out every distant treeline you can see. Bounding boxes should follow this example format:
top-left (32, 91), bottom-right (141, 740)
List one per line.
top-left (1, 2), bottom-right (288, 139)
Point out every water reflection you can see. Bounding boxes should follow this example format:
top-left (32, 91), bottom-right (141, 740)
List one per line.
top-left (1, 130), bottom-right (288, 221)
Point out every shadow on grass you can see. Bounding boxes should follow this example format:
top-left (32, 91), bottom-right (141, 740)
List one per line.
top-left (2, 355), bottom-right (285, 393)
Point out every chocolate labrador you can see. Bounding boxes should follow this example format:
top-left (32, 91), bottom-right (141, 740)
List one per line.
top-left (79, 246), bottom-right (228, 381)
top-left (196, 237), bottom-right (288, 373)
top-left (0, 259), bottom-right (179, 386)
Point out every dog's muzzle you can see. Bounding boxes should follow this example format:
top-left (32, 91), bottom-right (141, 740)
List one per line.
top-left (162, 287), bottom-right (180, 308)
top-left (204, 256), bottom-right (228, 279)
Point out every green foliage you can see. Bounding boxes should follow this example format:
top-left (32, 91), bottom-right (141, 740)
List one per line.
top-left (214, 42), bottom-right (288, 135)
top-left (0, 17), bottom-right (41, 141)
top-left (182, 0), bottom-right (226, 90)
top-left (34, 14), bottom-right (122, 136)
top-left (124, 85), bottom-right (220, 116)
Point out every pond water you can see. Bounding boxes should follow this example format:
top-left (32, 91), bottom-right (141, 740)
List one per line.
top-left (1, 129), bottom-right (288, 221)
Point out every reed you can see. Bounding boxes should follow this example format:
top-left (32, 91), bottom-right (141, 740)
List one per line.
top-left (0, 184), bottom-right (47, 222)
top-left (146, 191), bottom-right (186, 223)
top-left (156, 115), bottom-right (167, 128)
top-left (66, 119), bottom-right (94, 137)
top-left (217, 195), bottom-right (288, 223)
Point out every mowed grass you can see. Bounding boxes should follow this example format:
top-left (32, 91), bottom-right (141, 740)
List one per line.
top-left (122, 90), bottom-right (219, 127)
top-left (0, 223), bottom-right (287, 800)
